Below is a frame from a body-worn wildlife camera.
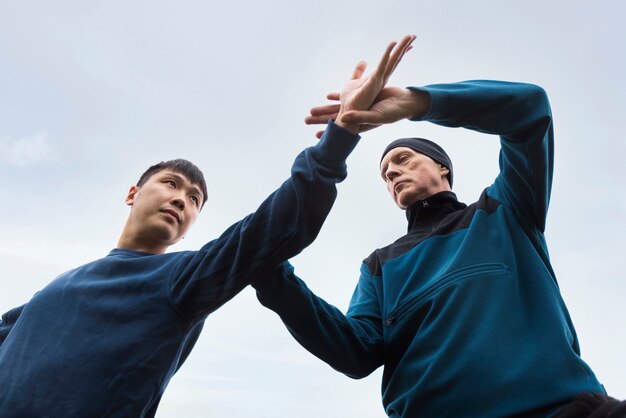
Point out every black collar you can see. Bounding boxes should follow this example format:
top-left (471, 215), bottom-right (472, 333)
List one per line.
top-left (405, 191), bottom-right (466, 232)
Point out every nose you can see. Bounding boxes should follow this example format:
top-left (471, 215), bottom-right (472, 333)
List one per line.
top-left (384, 164), bottom-right (401, 181)
top-left (171, 195), bottom-right (185, 210)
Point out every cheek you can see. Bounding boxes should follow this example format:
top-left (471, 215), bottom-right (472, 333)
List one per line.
top-left (185, 210), bottom-right (200, 226)
top-left (415, 168), bottom-right (437, 185)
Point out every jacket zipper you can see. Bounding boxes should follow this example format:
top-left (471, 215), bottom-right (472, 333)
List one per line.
top-left (384, 263), bottom-right (507, 326)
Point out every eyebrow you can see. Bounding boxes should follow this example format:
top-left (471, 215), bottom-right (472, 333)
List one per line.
top-left (380, 151), bottom-right (401, 172)
top-left (380, 150), bottom-right (413, 178)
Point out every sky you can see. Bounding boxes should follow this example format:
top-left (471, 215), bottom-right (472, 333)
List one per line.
top-left (0, 1), bottom-right (625, 416)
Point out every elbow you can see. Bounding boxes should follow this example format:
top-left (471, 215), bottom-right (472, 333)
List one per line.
top-left (297, 339), bottom-right (383, 380)
top-left (522, 83), bottom-right (552, 115)
top-left (343, 364), bottom-right (380, 380)
top-left (332, 351), bottom-right (382, 380)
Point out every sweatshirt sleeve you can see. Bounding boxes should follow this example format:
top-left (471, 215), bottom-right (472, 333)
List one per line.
top-left (253, 262), bottom-right (384, 379)
top-left (170, 121), bottom-right (361, 319)
top-left (411, 80), bottom-right (554, 231)
top-left (0, 304), bottom-right (26, 346)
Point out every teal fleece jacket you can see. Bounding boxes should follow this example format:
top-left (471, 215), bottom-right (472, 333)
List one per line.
top-left (254, 81), bottom-right (604, 417)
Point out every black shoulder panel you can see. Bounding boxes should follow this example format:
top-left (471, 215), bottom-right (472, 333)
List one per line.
top-left (363, 189), bottom-right (500, 276)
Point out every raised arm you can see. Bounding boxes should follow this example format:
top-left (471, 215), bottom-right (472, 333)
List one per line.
top-left (309, 80), bottom-right (553, 231)
top-left (306, 81), bottom-right (429, 138)
top-left (410, 81), bottom-right (553, 231)
top-left (170, 36), bottom-right (416, 319)
top-left (253, 262), bottom-right (384, 378)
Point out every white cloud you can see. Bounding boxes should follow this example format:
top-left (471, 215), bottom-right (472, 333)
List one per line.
top-left (0, 133), bottom-right (57, 167)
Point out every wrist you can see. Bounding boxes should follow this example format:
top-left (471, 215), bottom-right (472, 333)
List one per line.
top-left (335, 109), bottom-right (360, 135)
top-left (405, 88), bottom-right (431, 120)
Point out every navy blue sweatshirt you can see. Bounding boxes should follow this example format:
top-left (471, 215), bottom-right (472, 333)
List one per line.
top-left (254, 81), bottom-right (604, 417)
top-left (0, 121), bottom-right (360, 417)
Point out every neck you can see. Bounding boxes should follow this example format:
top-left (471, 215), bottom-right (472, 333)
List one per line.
top-left (405, 191), bottom-right (465, 231)
top-left (117, 224), bottom-right (169, 254)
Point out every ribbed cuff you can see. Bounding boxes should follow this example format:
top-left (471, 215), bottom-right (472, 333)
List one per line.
top-left (406, 86), bottom-right (436, 122)
top-left (313, 120), bottom-right (361, 164)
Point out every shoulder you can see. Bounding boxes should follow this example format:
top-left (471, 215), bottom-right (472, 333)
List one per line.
top-left (363, 191), bottom-right (502, 276)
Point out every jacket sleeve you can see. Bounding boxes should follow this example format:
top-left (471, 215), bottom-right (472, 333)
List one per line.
top-left (0, 304), bottom-right (26, 346)
top-left (170, 121), bottom-right (361, 319)
top-left (411, 80), bottom-right (554, 231)
top-left (253, 262), bottom-right (384, 379)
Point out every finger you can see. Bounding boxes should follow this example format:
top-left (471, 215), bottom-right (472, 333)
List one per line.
top-left (305, 114), bottom-right (338, 125)
top-left (372, 41), bottom-right (397, 81)
top-left (315, 130), bottom-right (324, 139)
top-left (326, 92), bottom-right (340, 101)
top-left (341, 109), bottom-right (385, 125)
top-left (385, 35), bottom-right (416, 80)
top-left (309, 104), bottom-right (340, 116)
top-left (384, 35), bottom-right (415, 80)
top-left (396, 35), bottom-right (416, 63)
top-left (351, 61), bottom-right (367, 80)
top-left (392, 35), bottom-right (416, 63)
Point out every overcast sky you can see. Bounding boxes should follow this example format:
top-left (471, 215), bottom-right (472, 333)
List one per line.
top-left (1, 1), bottom-right (625, 417)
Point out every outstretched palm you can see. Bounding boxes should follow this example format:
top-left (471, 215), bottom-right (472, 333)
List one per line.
top-left (307, 35), bottom-right (416, 138)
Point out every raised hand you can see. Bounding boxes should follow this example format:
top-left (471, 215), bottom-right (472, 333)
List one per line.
top-left (306, 35), bottom-right (416, 138)
top-left (307, 87), bottom-right (428, 137)
top-left (342, 86), bottom-right (430, 128)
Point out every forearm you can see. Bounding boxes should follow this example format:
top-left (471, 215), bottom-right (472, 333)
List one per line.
top-left (171, 122), bottom-right (360, 317)
top-left (219, 120), bottom-right (360, 274)
top-left (253, 263), bottom-right (383, 379)
top-left (413, 80), bottom-right (554, 230)
top-left (411, 80), bottom-right (552, 141)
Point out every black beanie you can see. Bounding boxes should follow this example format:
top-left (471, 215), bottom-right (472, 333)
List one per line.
top-left (380, 137), bottom-right (453, 187)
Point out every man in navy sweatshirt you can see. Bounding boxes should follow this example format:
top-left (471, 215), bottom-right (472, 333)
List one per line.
top-left (0, 35), bottom-right (416, 417)
top-left (254, 78), bottom-right (625, 417)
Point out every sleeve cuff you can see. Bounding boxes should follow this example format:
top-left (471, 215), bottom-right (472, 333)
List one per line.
top-left (406, 86), bottom-right (436, 122)
top-left (312, 120), bottom-right (361, 165)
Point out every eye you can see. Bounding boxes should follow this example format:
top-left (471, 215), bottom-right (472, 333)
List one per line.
top-left (164, 179), bottom-right (176, 188)
top-left (190, 195), bottom-right (199, 206)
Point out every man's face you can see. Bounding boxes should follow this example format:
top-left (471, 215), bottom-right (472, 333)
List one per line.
top-left (380, 147), bottom-right (450, 209)
top-left (124, 170), bottom-right (204, 252)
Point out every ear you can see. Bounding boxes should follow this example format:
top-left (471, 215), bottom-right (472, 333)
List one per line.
top-left (439, 165), bottom-right (450, 177)
top-left (125, 186), bottom-right (139, 206)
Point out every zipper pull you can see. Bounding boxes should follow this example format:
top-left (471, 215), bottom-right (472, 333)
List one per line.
top-left (384, 316), bottom-right (396, 326)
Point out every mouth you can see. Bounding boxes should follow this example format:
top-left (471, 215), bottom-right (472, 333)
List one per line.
top-left (393, 181), bottom-right (406, 195)
top-left (161, 208), bottom-right (182, 223)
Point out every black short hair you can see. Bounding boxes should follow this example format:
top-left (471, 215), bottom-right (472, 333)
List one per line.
top-left (136, 159), bottom-right (208, 208)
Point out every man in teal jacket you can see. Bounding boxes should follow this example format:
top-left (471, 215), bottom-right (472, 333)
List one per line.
top-left (254, 79), bottom-right (624, 416)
